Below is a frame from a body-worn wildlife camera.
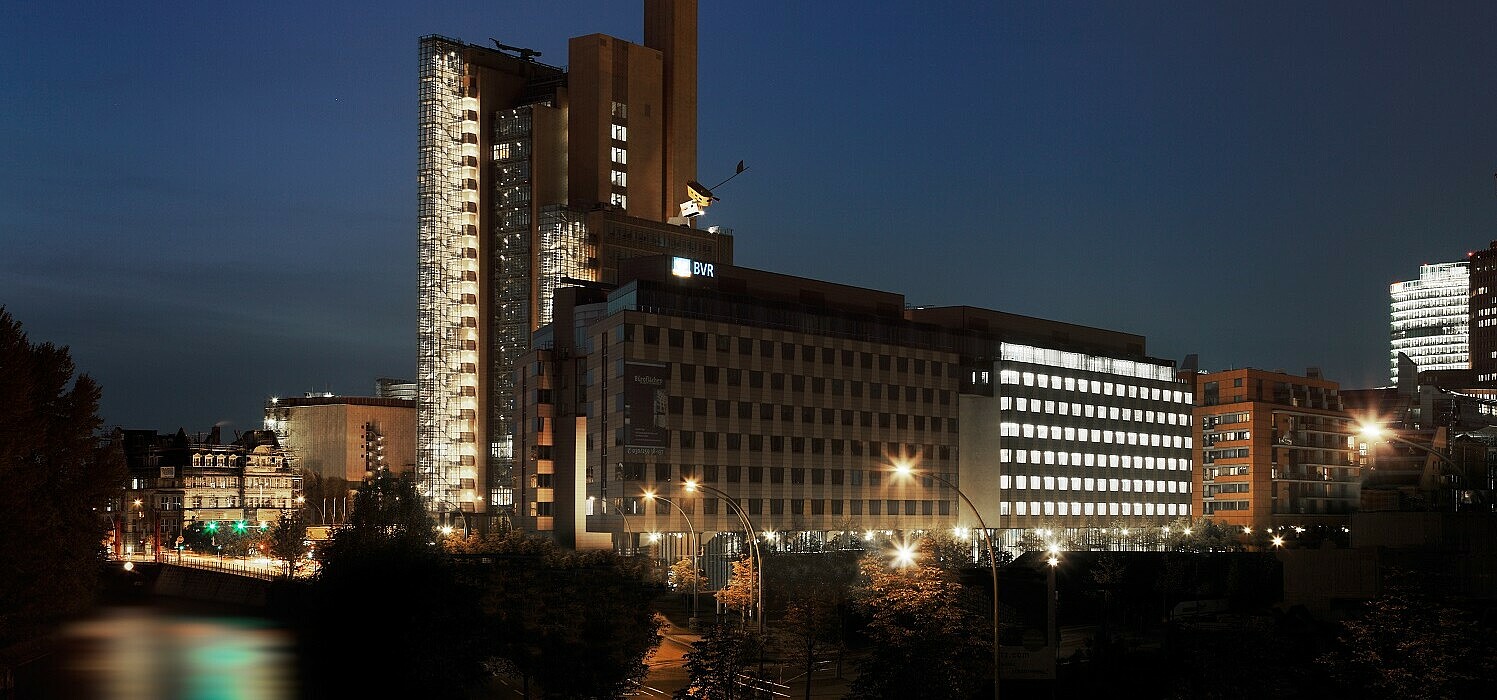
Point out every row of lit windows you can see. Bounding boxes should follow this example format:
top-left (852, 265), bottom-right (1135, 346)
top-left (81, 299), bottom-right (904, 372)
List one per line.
top-left (665, 365), bottom-right (954, 403)
top-left (999, 369), bottom-right (1190, 404)
top-left (999, 342), bottom-right (1179, 382)
top-left (999, 423), bottom-right (1190, 449)
top-left (1002, 474), bottom-right (1189, 494)
top-left (1000, 450), bottom-right (1190, 470)
top-left (1001, 396), bottom-right (1190, 425)
top-left (1002, 501), bottom-right (1190, 517)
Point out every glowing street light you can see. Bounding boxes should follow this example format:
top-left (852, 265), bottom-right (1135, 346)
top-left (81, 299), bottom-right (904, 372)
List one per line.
top-left (1271, 535), bottom-right (1285, 548)
top-left (891, 541), bottom-right (917, 568)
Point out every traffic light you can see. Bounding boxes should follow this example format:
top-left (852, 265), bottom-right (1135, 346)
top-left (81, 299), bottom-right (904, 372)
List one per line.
top-left (233, 520), bottom-right (247, 534)
top-left (258, 521), bottom-right (269, 532)
top-left (205, 521), bottom-right (219, 533)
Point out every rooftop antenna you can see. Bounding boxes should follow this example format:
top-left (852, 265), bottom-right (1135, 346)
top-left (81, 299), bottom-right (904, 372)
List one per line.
top-left (678, 161), bottom-right (748, 221)
top-left (490, 39), bottom-right (541, 61)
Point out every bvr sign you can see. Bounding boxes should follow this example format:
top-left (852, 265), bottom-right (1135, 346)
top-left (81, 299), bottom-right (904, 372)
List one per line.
top-left (672, 256), bottom-right (715, 278)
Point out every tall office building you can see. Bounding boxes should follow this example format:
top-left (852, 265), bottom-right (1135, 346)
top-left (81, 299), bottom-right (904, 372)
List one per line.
top-left (1389, 261), bottom-right (1469, 382)
top-left (418, 1), bottom-right (729, 526)
top-left (1468, 242), bottom-right (1497, 382)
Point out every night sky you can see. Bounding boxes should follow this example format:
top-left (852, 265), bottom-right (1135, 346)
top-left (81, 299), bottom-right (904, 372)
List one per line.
top-left (4, 1), bottom-right (1496, 434)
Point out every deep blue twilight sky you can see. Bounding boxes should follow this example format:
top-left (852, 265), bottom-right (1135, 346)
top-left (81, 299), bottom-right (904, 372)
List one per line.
top-left (4, 1), bottom-right (1497, 434)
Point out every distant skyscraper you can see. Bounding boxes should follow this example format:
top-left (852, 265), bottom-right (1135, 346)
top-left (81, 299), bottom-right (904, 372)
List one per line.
top-left (417, 0), bottom-right (730, 527)
top-left (1390, 261), bottom-right (1469, 383)
top-left (1468, 242), bottom-right (1497, 383)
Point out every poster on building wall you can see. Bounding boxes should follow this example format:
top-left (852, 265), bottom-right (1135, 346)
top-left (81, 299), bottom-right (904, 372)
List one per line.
top-left (625, 361), bottom-right (669, 455)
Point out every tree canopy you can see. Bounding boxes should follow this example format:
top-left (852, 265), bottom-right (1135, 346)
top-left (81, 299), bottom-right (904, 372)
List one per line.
top-left (0, 308), bottom-right (123, 643)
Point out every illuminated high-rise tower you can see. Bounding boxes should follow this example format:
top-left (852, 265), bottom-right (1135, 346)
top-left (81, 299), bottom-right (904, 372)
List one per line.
top-left (1389, 261), bottom-right (1469, 383)
top-left (417, 0), bottom-right (730, 529)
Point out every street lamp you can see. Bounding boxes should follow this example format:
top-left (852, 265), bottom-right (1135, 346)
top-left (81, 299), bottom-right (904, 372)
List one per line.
top-left (891, 540), bottom-right (918, 568)
top-left (643, 489), bottom-right (702, 628)
top-left (1359, 423), bottom-right (1468, 508)
top-left (682, 479), bottom-right (764, 634)
top-left (891, 460), bottom-right (1001, 700)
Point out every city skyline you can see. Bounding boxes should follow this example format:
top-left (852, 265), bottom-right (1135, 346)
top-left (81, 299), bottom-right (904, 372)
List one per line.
top-left (6, 1), bottom-right (1497, 433)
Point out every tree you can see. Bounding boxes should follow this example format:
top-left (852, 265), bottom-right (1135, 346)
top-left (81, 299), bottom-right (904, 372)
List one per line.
top-left (848, 539), bottom-right (988, 699)
top-left (769, 552), bottom-right (859, 700)
top-left (1318, 574), bottom-right (1497, 698)
top-left (716, 556), bottom-right (758, 623)
top-left (298, 470), bottom-right (481, 698)
top-left (669, 556), bottom-right (708, 594)
top-left (473, 539), bottom-right (664, 697)
top-left (0, 308), bottom-right (124, 644)
top-left (677, 620), bottom-right (762, 700)
top-left (266, 509), bottom-right (308, 577)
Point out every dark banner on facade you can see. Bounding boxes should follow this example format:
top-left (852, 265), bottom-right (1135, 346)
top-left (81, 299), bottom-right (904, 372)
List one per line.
top-left (625, 361), bottom-right (669, 455)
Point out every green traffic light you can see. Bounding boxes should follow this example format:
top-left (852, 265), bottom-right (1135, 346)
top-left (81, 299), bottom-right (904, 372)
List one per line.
top-left (205, 521), bottom-right (219, 533)
top-left (233, 521), bottom-right (247, 533)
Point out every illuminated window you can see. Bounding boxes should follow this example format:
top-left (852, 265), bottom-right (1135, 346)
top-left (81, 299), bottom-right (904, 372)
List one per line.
top-left (611, 170), bottom-right (627, 187)
top-left (611, 147), bottom-right (627, 164)
top-left (611, 124), bottom-right (628, 141)
top-left (610, 193), bottom-right (627, 207)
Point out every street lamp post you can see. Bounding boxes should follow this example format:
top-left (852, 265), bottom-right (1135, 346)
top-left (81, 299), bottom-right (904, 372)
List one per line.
top-left (1046, 547), bottom-right (1061, 675)
top-left (682, 480), bottom-right (764, 634)
top-left (643, 490), bottom-right (701, 628)
top-left (891, 461), bottom-right (1001, 700)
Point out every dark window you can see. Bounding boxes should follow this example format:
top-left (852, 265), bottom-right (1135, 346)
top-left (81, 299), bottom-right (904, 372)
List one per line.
top-left (669, 329), bottom-right (684, 347)
top-left (761, 340), bottom-right (774, 357)
top-left (842, 350), bottom-right (855, 366)
top-left (790, 499), bottom-right (804, 515)
top-left (716, 401), bottom-right (730, 418)
top-left (811, 438), bottom-right (824, 454)
top-left (771, 436), bottom-right (784, 452)
top-left (772, 373), bottom-right (785, 390)
top-left (879, 413), bottom-right (890, 428)
top-left (812, 377), bottom-right (824, 394)
top-left (693, 398), bottom-right (707, 416)
top-left (897, 357), bottom-right (909, 373)
top-left (791, 437), bottom-right (804, 453)
top-left (880, 355), bottom-right (891, 371)
top-left (693, 332), bottom-right (707, 350)
top-left (644, 326), bottom-right (660, 344)
top-left (739, 337), bottom-right (753, 355)
top-left (748, 467), bottom-right (763, 483)
top-left (871, 384), bottom-right (882, 400)
top-left (811, 469), bottom-right (824, 485)
top-left (771, 499), bottom-right (785, 515)
top-left (897, 414), bottom-right (908, 429)
top-left (801, 345), bottom-right (815, 361)
top-left (668, 396), bottom-right (684, 414)
top-left (748, 499), bottom-right (762, 515)
top-left (905, 386), bottom-right (917, 402)
top-left (771, 468), bottom-right (785, 484)
top-left (822, 348), bottom-right (835, 364)
top-left (831, 499), bottom-right (843, 515)
top-left (680, 431), bottom-right (695, 448)
top-left (704, 432), bottom-right (719, 449)
top-left (811, 499), bottom-right (824, 515)
top-left (868, 500), bottom-right (881, 515)
top-left (861, 352), bottom-right (873, 369)
top-left (727, 368), bottom-right (741, 386)
top-left (716, 335), bottom-right (731, 352)
top-left (781, 405), bottom-right (794, 421)
top-left (727, 434), bottom-right (742, 450)
top-left (704, 367), bottom-right (719, 384)
top-left (760, 403), bottom-right (773, 420)
top-left (727, 466), bottom-right (741, 482)
top-left (704, 498), bottom-right (719, 514)
top-left (655, 464), bottom-right (672, 482)
top-left (792, 375), bottom-right (805, 392)
top-left (801, 407), bottom-right (815, 423)
top-left (680, 364), bottom-right (696, 382)
top-left (914, 359), bottom-right (925, 375)
top-left (738, 401), bottom-right (752, 419)
top-left (831, 469), bottom-right (843, 485)
top-left (851, 381), bottom-right (863, 398)
top-left (791, 468), bottom-right (805, 484)
top-left (841, 410), bottom-right (853, 426)
top-left (832, 440), bottom-right (844, 455)
top-left (781, 343), bottom-right (795, 360)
